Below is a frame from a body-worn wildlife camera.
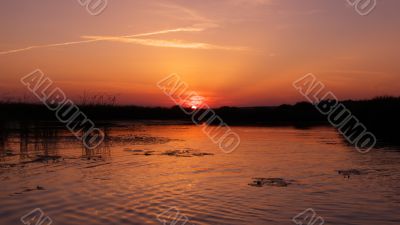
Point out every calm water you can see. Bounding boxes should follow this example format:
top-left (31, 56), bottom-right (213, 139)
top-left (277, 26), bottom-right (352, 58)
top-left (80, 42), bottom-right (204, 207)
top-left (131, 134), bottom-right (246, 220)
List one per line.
top-left (1, 122), bottom-right (400, 225)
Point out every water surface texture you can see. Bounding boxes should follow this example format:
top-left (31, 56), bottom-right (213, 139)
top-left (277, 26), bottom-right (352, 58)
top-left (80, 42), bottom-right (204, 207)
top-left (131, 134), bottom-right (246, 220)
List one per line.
top-left (1, 122), bottom-right (400, 225)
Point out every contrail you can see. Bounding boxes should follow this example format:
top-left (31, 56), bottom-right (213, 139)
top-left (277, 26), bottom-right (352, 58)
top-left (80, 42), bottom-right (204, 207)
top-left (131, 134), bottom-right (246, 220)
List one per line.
top-left (0, 26), bottom-right (206, 55)
top-left (81, 36), bottom-right (248, 51)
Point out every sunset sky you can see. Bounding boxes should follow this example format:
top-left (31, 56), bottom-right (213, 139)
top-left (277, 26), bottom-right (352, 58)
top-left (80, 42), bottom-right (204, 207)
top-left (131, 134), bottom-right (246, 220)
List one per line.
top-left (1, 0), bottom-right (400, 107)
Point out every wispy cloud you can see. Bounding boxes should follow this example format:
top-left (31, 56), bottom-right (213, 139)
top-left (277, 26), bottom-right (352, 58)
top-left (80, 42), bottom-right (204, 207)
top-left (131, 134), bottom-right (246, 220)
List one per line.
top-left (0, 2), bottom-right (250, 55)
top-left (227, 0), bottom-right (272, 6)
top-left (0, 25), bottom-right (239, 55)
top-left (153, 2), bottom-right (216, 24)
top-left (81, 35), bottom-right (248, 51)
top-left (0, 39), bottom-right (99, 55)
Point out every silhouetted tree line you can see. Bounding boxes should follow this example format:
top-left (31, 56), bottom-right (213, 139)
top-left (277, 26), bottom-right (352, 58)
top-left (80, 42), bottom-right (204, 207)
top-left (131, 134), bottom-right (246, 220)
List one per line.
top-left (1, 96), bottom-right (399, 144)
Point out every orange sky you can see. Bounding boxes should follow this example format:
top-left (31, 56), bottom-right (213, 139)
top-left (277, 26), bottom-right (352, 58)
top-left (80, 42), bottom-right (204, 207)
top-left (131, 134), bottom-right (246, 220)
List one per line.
top-left (1, 0), bottom-right (400, 107)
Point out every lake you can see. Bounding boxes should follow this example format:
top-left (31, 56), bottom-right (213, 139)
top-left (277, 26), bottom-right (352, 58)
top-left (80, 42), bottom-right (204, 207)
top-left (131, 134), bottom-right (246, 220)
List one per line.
top-left (1, 122), bottom-right (400, 225)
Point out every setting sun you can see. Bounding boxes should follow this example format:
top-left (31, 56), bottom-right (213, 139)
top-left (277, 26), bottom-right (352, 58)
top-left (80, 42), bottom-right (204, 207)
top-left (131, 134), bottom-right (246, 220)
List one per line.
top-left (190, 95), bottom-right (204, 106)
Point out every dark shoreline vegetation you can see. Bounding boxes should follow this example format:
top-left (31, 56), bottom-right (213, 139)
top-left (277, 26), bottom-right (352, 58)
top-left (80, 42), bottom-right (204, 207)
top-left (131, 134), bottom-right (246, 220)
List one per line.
top-left (1, 96), bottom-right (400, 147)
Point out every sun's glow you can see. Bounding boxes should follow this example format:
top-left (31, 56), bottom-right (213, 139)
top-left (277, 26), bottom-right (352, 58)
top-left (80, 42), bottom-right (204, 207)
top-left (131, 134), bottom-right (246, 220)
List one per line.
top-left (188, 95), bottom-right (204, 110)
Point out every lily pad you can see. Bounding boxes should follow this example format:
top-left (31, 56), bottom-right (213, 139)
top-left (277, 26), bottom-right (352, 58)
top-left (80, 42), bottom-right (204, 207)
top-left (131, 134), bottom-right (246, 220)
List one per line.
top-left (249, 178), bottom-right (292, 187)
